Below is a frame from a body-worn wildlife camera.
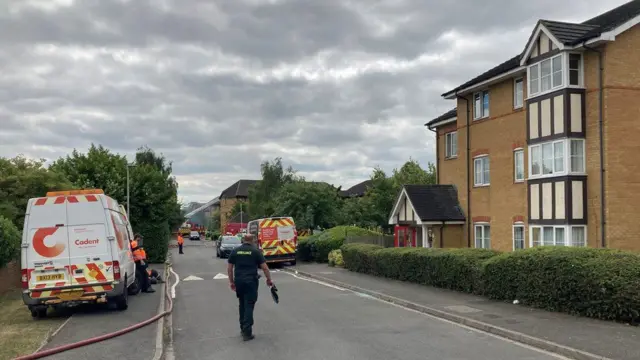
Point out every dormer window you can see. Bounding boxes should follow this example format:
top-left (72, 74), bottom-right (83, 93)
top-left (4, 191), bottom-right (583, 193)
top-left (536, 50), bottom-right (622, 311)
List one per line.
top-left (527, 52), bottom-right (583, 99)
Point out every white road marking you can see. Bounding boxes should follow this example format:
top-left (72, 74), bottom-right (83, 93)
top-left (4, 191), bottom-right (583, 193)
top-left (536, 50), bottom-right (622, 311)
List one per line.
top-left (279, 269), bottom-right (346, 291)
top-left (183, 275), bottom-right (204, 281)
top-left (169, 267), bottom-right (180, 299)
top-left (51, 315), bottom-right (73, 338)
top-left (213, 273), bottom-right (229, 279)
top-left (33, 315), bottom-right (73, 353)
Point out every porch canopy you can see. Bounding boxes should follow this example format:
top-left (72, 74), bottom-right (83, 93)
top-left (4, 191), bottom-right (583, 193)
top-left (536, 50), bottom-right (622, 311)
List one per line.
top-left (388, 184), bottom-right (465, 247)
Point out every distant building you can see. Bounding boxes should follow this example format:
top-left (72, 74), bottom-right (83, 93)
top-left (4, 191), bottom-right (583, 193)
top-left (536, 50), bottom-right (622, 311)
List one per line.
top-left (339, 179), bottom-right (373, 198)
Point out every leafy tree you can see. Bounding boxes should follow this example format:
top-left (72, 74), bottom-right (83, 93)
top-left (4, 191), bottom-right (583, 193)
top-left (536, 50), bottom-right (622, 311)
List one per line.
top-left (248, 157), bottom-right (297, 218)
top-left (0, 216), bottom-right (22, 268)
top-left (0, 156), bottom-right (73, 229)
top-left (208, 209), bottom-right (221, 232)
top-left (50, 144), bottom-right (182, 262)
top-left (227, 200), bottom-right (250, 220)
top-left (274, 180), bottom-right (342, 230)
top-left (391, 158), bottom-right (436, 188)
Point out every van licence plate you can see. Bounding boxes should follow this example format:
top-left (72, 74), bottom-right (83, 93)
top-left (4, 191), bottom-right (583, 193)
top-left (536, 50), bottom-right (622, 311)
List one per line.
top-left (36, 274), bottom-right (64, 281)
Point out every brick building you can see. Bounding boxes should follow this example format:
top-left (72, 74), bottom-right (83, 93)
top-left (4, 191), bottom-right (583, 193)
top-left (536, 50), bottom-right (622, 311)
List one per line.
top-left (219, 179), bottom-right (258, 232)
top-left (426, 0), bottom-right (640, 252)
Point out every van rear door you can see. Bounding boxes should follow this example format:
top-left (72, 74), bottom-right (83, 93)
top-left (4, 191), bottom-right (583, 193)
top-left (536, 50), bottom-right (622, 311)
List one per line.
top-left (25, 196), bottom-right (73, 298)
top-left (65, 194), bottom-right (115, 293)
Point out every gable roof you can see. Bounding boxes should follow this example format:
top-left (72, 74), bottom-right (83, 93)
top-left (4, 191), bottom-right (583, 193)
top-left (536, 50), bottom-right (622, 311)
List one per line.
top-left (340, 179), bottom-right (373, 197)
top-left (442, 0), bottom-right (640, 98)
top-left (219, 179), bottom-right (259, 199)
top-left (390, 184), bottom-right (465, 222)
top-left (425, 108), bottom-right (457, 128)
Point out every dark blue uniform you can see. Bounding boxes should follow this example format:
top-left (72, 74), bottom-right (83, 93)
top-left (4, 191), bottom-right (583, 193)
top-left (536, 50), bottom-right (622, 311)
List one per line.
top-left (228, 243), bottom-right (266, 337)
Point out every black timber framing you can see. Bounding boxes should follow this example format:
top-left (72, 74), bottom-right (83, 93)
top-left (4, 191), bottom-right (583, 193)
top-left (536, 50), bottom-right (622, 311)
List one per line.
top-left (527, 175), bottom-right (588, 225)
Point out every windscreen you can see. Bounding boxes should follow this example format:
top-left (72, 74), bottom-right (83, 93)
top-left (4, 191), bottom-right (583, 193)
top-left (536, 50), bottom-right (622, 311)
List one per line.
top-left (221, 236), bottom-right (241, 244)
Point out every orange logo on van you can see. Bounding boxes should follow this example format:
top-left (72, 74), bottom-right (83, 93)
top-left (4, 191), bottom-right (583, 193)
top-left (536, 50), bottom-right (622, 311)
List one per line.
top-left (33, 227), bottom-right (66, 258)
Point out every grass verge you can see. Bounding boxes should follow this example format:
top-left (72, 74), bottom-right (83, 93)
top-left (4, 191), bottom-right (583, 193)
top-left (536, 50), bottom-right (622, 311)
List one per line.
top-left (0, 289), bottom-right (67, 360)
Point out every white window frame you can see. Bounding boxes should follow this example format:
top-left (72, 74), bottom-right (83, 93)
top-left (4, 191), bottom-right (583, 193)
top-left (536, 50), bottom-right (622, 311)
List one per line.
top-left (566, 52), bottom-right (584, 88)
top-left (528, 139), bottom-right (586, 179)
top-left (527, 53), bottom-right (564, 98)
top-left (445, 131), bottom-right (458, 159)
top-left (529, 225), bottom-right (587, 247)
top-left (473, 90), bottom-right (490, 120)
top-left (514, 78), bottom-right (524, 109)
top-left (514, 148), bottom-right (524, 182)
top-left (474, 223), bottom-right (491, 249)
top-left (473, 155), bottom-right (490, 186)
top-left (513, 223), bottom-right (525, 250)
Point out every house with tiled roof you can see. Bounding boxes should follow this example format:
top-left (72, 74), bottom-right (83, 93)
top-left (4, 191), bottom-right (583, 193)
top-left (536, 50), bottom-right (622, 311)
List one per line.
top-left (339, 179), bottom-right (373, 198)
top-left (425, 0), bottom-right (640, 251)
top-left (218, 179), bottom-right (258, 232)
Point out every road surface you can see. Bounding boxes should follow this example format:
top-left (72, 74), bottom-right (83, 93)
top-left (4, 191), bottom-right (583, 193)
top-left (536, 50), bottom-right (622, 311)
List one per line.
top-left (170, 241), bottom-right (566, 360)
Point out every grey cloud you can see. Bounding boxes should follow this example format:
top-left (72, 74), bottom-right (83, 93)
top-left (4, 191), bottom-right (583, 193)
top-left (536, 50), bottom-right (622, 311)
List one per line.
top-left (0, 0), bottom-right (626, 202)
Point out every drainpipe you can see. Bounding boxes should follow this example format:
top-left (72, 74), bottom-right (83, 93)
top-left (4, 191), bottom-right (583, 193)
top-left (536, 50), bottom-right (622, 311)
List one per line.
top-left (583, 43), bottom-right (606, 248)
top-left (428, 128), bottom-right (439, 184)
top-left (457, 94), bottom-right (471, 248)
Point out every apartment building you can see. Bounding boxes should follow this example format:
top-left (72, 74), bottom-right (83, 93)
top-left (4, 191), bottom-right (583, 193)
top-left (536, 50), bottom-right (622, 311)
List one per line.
top-left (426, 0), bottom-right (640, 252)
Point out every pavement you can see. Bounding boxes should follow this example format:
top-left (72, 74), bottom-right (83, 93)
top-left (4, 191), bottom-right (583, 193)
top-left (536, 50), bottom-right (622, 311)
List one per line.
top-left (37, 264), bottom-right (165, 360)
top-left (167, 239), bottom-right (568, 360)
top-left (287, 263), bottom-right (640, 360)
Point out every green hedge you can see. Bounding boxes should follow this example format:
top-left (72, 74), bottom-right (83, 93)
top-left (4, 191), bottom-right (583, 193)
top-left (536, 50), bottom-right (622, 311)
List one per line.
top-left (0, 216), bottom-right (21, 268)
top-left (482, 247), bottom-right (640, 322)
top-left (312, 226), bottom-right (381, 263)
top-left (137, 223), bottom-right (170, 263)
top-left (328, 249), bottom-right (344, 267)
top-left (341, 244), bottom-right (640, 323)
top-left (296, 236), bottom-right (313, 262)
top-left (341, 244), bottom-right (499, 293)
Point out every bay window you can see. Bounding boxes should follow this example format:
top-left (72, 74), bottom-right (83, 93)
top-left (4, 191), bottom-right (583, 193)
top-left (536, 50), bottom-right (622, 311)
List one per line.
top-left (528, 53), bottom-right (583, 98)
top-left (530, 225), bottom-right (586, 247)
top-left (529, 139), bottom-right (585, 178)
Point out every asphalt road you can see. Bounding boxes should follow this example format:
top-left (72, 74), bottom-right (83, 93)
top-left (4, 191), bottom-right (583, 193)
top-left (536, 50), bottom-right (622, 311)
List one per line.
top-left (41, 265), bottom-right (163, 360)
top-left (170, 241), bottom-right (566, 360)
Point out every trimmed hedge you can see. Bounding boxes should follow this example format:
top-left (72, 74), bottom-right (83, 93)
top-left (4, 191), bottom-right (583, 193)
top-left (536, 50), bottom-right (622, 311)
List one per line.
top-left (138, 223), bottom-right (170, 263)
top-left (341, 243), bottom-right (640, 323)
top-left (328, 249), bottom-right (344, 267)
top-left (0, 216), bottom-right (21, 268)
top-left (341, 244), bottom-right (499, 293)
top-left (312, 226), bottom-right (381, 263)
top-left (482, 247), bottom-right (640, 323)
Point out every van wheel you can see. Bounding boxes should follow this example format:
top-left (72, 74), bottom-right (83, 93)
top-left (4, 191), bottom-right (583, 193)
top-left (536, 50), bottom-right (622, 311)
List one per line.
top-left (31, 307), bottom-right (47, 319)
top-left (114, 277), bottom-right (129, 311)
top-left (289, 260), bottom-right (296, 266)
top-left (128, 274), bottom-right (141, 295)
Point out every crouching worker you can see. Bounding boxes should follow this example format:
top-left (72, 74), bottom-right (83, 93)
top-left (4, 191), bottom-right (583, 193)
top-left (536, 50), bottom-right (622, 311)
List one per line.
top-left (131, 235), bottom-right (155, 293)
top-left (147, 268), bottom-right (164, 284)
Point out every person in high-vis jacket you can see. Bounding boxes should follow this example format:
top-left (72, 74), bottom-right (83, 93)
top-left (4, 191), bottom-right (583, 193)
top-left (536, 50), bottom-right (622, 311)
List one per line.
top-left (177, 234), bottom-right (184, 254)
top-left (227, 234), bottom-right (273, 341)
top-left (131, 235), bottom-right (155, 293)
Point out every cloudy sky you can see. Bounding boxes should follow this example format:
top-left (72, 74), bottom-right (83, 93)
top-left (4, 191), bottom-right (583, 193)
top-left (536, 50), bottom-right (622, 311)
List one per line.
top-left (0, 0), bottom-right (628, 203)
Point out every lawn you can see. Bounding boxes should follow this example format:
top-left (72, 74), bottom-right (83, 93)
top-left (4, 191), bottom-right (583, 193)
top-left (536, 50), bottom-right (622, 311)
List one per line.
top-left (0, 289), bottom-right (68, 360)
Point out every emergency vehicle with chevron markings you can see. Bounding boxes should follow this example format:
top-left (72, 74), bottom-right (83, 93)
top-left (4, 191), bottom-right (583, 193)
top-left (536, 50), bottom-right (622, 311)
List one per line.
top-left (247, 217), bottom-right (298, 265)
top-left (20, 189), bottom-right (138, 318)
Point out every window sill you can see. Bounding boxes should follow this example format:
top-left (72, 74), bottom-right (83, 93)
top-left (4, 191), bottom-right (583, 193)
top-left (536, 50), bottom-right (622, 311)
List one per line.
top-left (444, 156), bottom-right (458, 160)
top-left (528, 171), bottom-right (587, 180)
top-left (514, 179), bottom-right (525, 184)
top-left (474, 184), bottom-right (490, 188)
top-left (514, 105), bottom-right (524, 110)
top-left (473, 115), bottom-right (490, 121)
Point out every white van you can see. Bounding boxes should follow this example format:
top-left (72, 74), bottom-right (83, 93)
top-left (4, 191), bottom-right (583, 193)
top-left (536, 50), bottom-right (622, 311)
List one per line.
top-left (20, 189), bottom-right (138, 318)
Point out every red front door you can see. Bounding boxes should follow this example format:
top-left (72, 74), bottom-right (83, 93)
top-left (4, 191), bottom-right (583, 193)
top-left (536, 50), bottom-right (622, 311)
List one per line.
top-left (394, 226), bottom-right (416, 247)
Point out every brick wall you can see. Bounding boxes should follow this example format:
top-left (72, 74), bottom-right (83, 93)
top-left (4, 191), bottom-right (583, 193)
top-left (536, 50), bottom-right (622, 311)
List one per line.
top-left (0, 261), bottom-right (21, 295)
top-left (219, 198), bottom-right (237, 233)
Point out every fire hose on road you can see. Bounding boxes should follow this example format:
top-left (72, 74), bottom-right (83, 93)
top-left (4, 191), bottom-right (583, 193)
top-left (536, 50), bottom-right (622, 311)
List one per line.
top-left (14, 267), bottom-right (175, 360)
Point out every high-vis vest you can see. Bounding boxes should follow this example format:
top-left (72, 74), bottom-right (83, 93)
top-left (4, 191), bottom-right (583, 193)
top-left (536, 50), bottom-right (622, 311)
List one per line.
top-left (177, 236), bottom-right (184, 245)
top-left (133, 249), bottom-right (145, 262)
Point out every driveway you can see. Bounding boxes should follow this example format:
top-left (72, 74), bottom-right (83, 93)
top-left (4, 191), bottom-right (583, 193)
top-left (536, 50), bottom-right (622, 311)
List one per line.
top-left (168, 243), bottom-right (567, 360)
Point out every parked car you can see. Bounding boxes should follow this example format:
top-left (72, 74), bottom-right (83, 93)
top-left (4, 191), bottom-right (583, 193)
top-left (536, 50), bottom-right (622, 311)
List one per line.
top-left (189, 231), bottom-right (200, 240)
top-left (216, 235), bottom-right (242, 258)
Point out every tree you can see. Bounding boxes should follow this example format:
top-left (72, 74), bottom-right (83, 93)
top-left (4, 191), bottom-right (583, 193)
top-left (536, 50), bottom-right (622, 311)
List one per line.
top-left (50, 144), bottom-right (182, 262)
top-left (227, 200), bottom-right (249, 221)
top-left (248, 157), bottom-right (297, 218)
top-left (274, 180), bottom-right (342, 230)
top-left (208, 209), bottom-right (221, 233)
top-left (0, 216), bottom-right (22, 268)
top-left (0, 156), bottom-right (73, 229)
top-left (391, 158), bottom-right (436, 188)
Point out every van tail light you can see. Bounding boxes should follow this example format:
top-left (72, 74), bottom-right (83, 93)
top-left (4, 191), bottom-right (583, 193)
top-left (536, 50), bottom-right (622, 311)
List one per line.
top-left (21, 269), bottom-right (29, 289)
top-left (113, 261), bottom-right (121, 281)
top-left (293, 229), bottom-right (298, 246)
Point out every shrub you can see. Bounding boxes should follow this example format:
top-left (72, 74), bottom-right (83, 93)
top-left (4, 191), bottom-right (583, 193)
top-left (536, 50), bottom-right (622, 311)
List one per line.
top-left (0, 216), bottom-right (21, 268)
top-left (482, 247), bottom-right (640, 323)
top-left (328, 249), bottom-right (344, 267)
top-left (341, 244), bottom-right (499, 293)
top-left (313, 226), bottom-right (381, 263)
top-left (296, 236), bottom-right (313, 262)
top-left (137, 223), bottom-right (171, 263)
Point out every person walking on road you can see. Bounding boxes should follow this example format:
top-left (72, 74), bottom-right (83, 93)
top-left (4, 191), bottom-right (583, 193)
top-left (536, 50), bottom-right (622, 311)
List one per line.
top-left (227, 233), bottom-right (273, 341)
top-left (177, 234), bottom-right (184, 254)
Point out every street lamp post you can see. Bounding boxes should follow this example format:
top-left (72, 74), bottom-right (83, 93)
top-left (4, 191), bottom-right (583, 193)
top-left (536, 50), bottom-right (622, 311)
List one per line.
top-left (126, 163), bottom-right (135, 219)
